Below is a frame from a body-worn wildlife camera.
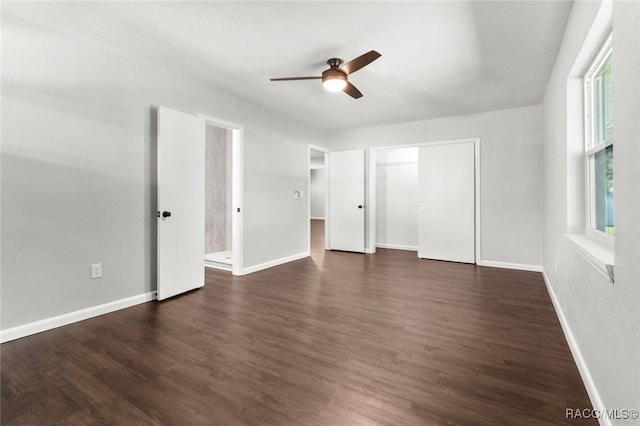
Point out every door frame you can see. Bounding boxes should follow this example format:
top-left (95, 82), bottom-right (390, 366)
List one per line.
top-left (308, 144), bottom-right (331, 251)
top-left (369, 138), bottom-right (481, 262)
top-left (199, 114), bottom-right (244, 276)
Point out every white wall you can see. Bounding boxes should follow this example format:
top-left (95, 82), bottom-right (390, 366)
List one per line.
top-left (329, 105), bottom-right (543, 268)
top-left (612, 1), bottom-right (640, 413)
top-left (375, 148), bottom-right (418, 249)
top-left (542, 0), bottom-right (640, 420)
top-left (1, 11), bottom-right (326, 331)
top-left (310, 168), bottom-right (325, 219)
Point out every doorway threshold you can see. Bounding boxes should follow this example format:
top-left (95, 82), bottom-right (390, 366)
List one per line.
top-left (204, 260), bottom-right (232, 272)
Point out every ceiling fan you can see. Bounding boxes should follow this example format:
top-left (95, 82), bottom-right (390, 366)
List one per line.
top-left (270, 50), bottom-right (381, 99)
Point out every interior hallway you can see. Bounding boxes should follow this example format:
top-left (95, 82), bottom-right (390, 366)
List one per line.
top-left (1, 221), bottom-right (594, 425)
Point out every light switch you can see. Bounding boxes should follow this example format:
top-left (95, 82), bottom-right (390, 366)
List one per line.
top-left (91, 263), bottom-right (102, 279)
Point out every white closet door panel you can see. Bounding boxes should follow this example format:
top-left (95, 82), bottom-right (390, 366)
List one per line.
top-left (418, 142), bottom-right (475, 263)
top-left (329, 150), bottom-right (365, 253)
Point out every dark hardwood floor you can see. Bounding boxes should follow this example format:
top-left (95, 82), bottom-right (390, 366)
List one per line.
top-left (1, 219), bottom-right (594, 425)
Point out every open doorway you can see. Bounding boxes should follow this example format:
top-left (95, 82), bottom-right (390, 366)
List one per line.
top-left (309, 146), bottom-right (330, 254)
top-left (200, 115), bottom-right (243, 275)
top-left (374, 147), bottom-right (419, 252)
top-left (204, 124), bottom-right (233, 270)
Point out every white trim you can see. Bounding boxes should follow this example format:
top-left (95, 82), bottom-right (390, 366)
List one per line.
top-left (564, 233), bottom-right (613, 280)
top-left (367, 149), bottom-right (376, 254)
top-left (198, 114), bottom-right (244, 276)
top-left (310, 217), bottom-right (325, 220)
top-left (240, 251), bottom-right (309, 275)
top-left (324, 151), bottom-right (330, 251)
top-left (585, 227), bottom-right (615, 249)
top-left (375, 243), bottom-right (418, 251)
top-left (474, 139), bottom-right (482, 263)
top-left (476, 260), bottom-right (543, 272)
top-left (309, 145), bottom-right (331, 153)
top-left (375, 160), bottom-right (418, 166)
top-left (231, 126), bottom-right (244, 276)
top-left (0, 292), bottom-right (156, 344)
top-left (542, 271), bottom-right (610, 426)
top-left (369, 138), bottom-right (477, 152)
top-left (369, 138), bottom-right (481, 263)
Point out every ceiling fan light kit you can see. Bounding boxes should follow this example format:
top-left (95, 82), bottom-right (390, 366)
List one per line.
top-left (270, 50), bottom-right (381, 99)
top-left (322, 67), bottom-right (348, 92)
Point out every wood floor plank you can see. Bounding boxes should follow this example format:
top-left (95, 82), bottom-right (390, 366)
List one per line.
top-left (1, 219), bottom-right (595, 425)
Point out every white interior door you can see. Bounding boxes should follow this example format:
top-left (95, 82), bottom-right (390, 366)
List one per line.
top-left (157, 106), bottom-right (205, 300)
top-left (329, 149), bottom-right (365, 253)
top-left (418, 142), bottom-right (475, 263)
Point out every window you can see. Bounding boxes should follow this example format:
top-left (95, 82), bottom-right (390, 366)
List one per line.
top-left (585, 34), bottom-right (614, 235)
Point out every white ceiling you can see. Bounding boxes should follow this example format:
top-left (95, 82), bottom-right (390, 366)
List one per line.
top-left (4, 1), bottom-right (572, 130)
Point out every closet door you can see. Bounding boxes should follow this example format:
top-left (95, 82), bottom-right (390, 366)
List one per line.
top-left (328, 149), bottom-right (365, 253)
top-left (418, 142), bottom-right (475, 263)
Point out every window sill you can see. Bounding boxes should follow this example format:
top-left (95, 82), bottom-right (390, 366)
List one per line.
top-left (564, 233), bottom-right (614, 282)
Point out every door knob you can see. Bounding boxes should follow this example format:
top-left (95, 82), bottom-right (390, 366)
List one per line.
top-left (358, 205), bottom-right (363, 209)
top-left (162, 211), bottom-right (172, 218)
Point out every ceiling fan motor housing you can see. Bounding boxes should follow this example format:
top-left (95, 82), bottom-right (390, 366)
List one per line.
top-left (322, 68), bottom-right (347, 85)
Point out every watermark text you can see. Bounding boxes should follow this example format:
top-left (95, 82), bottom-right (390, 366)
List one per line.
top-left (566, 408), bottom-right (639, 420)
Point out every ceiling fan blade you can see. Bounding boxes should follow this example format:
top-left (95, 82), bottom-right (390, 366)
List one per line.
top-left (270, 76), bottom-right (322, 81)
top-left (343, 81), bottom-right (363, 99)
top-left (341, 50), bottom-right (381, 75)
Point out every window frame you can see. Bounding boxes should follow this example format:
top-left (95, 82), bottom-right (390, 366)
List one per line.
top-left (583, 33), bottom-right (614, 238)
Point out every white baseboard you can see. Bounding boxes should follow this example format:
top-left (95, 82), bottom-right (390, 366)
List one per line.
top-left (240, 251), bottom-right (309, 275)
top-left (542, 271), bottom-right (609, 426)
top-left (0, 291), bottom-right (156, 344)
top-left (476, 260), bottom-right (543, 272)
top-left (376, 243), bottom-right (418, 251)
top-left (310, 217), bottom-right (325, 220)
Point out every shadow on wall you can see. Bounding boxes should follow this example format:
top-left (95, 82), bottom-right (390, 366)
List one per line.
top-left (148, 106), bottom-right (158, 293)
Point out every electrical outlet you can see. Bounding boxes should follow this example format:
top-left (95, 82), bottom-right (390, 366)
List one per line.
top-left (91, 263), bottom-right (102, 279)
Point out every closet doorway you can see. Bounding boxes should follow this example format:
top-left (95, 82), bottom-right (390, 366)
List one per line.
top-left (374, 147), bottom-right (419, 252)
top-left (370, 138), bottom-right (480, 263)
top-left (201, 115), bottom-right (243, 275)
